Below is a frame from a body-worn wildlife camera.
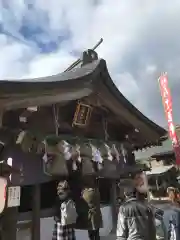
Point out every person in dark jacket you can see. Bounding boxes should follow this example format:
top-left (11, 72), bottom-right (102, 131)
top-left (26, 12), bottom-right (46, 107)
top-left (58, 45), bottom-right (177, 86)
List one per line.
top-left (52, 180), bottom-right (77, 240)
top-left (116, 185), bottom-right (156, 240)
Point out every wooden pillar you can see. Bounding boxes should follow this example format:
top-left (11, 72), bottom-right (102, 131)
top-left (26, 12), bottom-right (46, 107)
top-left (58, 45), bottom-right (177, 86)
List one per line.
top-left (31, 184), bottom-right (41, 240)
top-left (1, 207), bottom-right (18, 240)
top-left (110, 179), bottom-right (117, 233)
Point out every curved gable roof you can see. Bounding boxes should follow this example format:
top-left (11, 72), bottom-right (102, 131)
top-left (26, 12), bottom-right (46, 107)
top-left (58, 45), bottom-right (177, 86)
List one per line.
top-left (0, 59), bottom-right (166, 141)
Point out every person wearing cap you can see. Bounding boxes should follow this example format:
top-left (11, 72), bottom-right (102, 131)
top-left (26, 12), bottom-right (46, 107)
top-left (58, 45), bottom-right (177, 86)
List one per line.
top-left (116, 182), bottom-right (156, 240)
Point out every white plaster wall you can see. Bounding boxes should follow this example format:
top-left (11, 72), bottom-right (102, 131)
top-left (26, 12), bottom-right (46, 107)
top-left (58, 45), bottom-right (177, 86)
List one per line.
top-left (17, 206), bottom-right (113, 240)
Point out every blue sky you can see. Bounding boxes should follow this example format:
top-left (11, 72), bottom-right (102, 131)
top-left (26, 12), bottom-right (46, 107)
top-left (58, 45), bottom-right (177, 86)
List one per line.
top-left (1, 0), bottom-right (180, 126)
top-left (0, 0), bottom-right (71, 53)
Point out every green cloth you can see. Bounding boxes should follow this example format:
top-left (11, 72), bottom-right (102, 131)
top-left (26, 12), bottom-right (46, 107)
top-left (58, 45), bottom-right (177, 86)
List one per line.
top-left (81, 188), bottom-right (103, 230)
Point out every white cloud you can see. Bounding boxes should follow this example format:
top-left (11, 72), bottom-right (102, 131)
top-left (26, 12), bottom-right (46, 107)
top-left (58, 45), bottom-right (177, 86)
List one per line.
top-left (115, 72), bottom-right (140, 104)
top-left (146, 65), bottom-right (157, 75)
top-left (25, 50), bottom-right (76, 79)
top-left (1, 0), bottom-right (180, 125)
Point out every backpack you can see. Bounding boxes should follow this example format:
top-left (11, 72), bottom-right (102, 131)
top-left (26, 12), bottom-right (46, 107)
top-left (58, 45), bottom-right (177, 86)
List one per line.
top-left (61, 199), bottom-right (78, 226)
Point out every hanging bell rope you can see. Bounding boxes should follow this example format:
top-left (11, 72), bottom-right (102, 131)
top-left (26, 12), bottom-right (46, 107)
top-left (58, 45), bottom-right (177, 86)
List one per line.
top-left (53, 104), bottom-right (60, 136)
top-left (102, 117), bottom-right (109, 141)
top-left (64, 38), bottom-right (103, 72)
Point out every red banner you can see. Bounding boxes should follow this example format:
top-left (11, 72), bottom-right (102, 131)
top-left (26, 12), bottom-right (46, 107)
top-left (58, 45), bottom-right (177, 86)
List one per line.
top-left (159, 73), bottom-right (180, 165)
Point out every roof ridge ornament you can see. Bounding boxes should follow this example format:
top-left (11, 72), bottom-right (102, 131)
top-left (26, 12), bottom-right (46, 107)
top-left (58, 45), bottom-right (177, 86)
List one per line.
top-left (64, 38), bottom-right (103, 72)
top-left (81, 49), bottom-right (98, 66)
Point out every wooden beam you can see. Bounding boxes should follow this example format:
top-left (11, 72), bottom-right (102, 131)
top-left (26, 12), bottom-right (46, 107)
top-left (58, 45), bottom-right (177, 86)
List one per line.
top-left (110, 180), bottom-right (117, 233)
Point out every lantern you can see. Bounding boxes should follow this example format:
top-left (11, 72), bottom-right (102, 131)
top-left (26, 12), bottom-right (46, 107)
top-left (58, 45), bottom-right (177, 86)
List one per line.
top-left (72, 101), bottom-right (92, 127)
